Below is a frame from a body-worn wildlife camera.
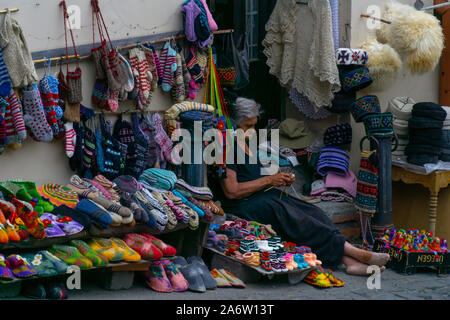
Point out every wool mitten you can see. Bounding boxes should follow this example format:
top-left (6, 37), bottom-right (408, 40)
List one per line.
top-left (7, 90), bottom-right (26, 142)
top-left (0, 47), bottom-right (12, 96)
top-left (22, 85), bottom-right (53, 142)
top-left (66, 67), bottom-right (83, 104)
top-left (171, 53), bottom-right (186, 103)
top-left (64, 122), bottom-right (76, 158)
top-left (105, 49), bottom-right (129, 91)
top-left (185, 47), bottom-right (204, 84)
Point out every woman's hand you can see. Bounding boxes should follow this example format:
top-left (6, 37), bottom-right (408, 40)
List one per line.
top-left (269, 172), bottom-right (296, 187)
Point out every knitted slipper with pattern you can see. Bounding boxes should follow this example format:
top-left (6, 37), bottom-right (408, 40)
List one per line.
top-left (87, 238), bottom-right (124, 262)
top-left (22, 252), bottom-right (58, 277)
top-left (124, 234), bottom-right (163, 261)
top-left (144, 263), bottom-right (173, 293)
top-left (218, 269), bottom-right (246, 288)
top-left (0, 253), bottom-right (15, 281)
top-left (70, 240), bottom-right (109, 267)
top-left (141, 233), bottom-right (177, 256)
top-left (49, 245), bottom-right (93, 270)
top-left (161, 260), bottom-right (189, 292)
top-left (210, 269), bottom-right (232, 288)
top-left (7, 254), bottom-right (37, 278)
top-left (303, 269), bottom-right (334, 288)
top-left (111, 238), bottom-right (142, 262)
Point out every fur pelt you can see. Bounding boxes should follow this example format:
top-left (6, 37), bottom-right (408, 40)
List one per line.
top-left (359, 38), bottom-right (402, 91)
top-left (376, 1), bottom-right (443, 74)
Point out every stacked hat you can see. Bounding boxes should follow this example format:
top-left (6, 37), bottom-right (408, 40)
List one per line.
top-left (328, 48), bottom-right (371, 114)
top-left (317, 147), bottom-right (350, 176)
top-left (323, 123), bottom-right (352, 147)
top-left (388, 97), bottom-right (416, 158)
top-left (179, 110), bottom-right (217, 133)
top-left (442, 106), bottom-right (450, 162)
top-left (406, 102), bottom-right (447, 166)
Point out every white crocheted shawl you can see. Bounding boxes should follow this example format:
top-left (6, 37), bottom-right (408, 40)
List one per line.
top-left (263, 0), bottom-right (340, 111)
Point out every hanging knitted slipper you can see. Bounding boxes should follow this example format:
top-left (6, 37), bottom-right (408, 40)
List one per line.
top-left (159, 260), bottom-right (189, 292)
top-left (303, 269), bottom-right (334, 289)
top-left (210, 269), bottom-right (232, 288)
top-left (111, 238), bottom-right (142, 262)
top-left (87, 238), bottom-right (124, 262)
top-left (22, 252), bottom-right (58, 277)
top-left (217, 269), bottom-right (246, 288)
top-left (49, 245), bottom-right (93, 270)
top-left (140, 233), bottom-right (177, 256)
top-left (39, 250), bottom-right (69, 274)
top-left (70, 240), bottom-right (109, 267)
top-left (124, 234), bottom-right (163, 261)
top-left (7, 254), bottom-right (37, 278)
top-left (144, 262), bottom-right (173, 293)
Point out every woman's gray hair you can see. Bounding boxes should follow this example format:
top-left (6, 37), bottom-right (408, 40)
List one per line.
top-left (233, 97), bottom-right (261, 126)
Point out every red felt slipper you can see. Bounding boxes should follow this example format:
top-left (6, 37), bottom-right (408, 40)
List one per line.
top-left (140, 233), bottom-right (177, 256)
top-left (124, 234), bottom-right (163, 260)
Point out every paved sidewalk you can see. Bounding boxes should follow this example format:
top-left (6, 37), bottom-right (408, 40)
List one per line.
top-left (63, 268), bottom-right (449, 300)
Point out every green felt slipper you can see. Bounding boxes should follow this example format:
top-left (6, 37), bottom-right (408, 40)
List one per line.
top-left (22, 252), bottom-right (59, 277)
top-left (9, 180), bottom-right (54, 212)
top-left (70, 240), bottom-right (109, 267)
top-left (39, 250), bottom-right (69, 274)
top-left (49, 245), bottom-right (93, 270)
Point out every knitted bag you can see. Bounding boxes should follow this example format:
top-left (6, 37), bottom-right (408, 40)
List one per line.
top-left (113, 115), bottom-right (138, 176)
top-left (216, 34), bottom-right (237, 87)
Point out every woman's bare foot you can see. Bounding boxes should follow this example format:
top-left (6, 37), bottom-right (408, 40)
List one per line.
top-left (343, 256), bottom-right (371, 276)
top-left (344, 242), bottom-right (390, 267)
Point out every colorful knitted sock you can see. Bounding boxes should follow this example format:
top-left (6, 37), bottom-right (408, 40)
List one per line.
top-left (7, 90), bottom-right (26, 142)
top-left (171, 53), bottom-right (186, 103)
top-left (152, 113), bottom-right (173, 163)
top-left (146, 45), bottom-right (163, 86)
top-left (39, 76), bottom-right (60, 136)
top-left (0, 47), bottom-right (12, 96)
top-left (3, 99), bottom-right (17, 146)
top-left (0, 114), bottom-right (6, 154)
top-left (185, 47), bottom-right (204, 84)
top-left (64, 122), bottom-right (77, 158)
top-left (161, 42), bottom-right (176, 92)
top-left (22, 85), bottom-right (53, 142)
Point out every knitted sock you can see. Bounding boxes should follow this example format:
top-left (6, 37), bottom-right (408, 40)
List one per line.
top-left (147, 45), bottom-right (163, 86)
top-left (171, 53), bottom-right (186, 103)
top-left (64, 122), bottom-right (76, 158)
top-left (143, 46), bottom-right (159, 89)
top-left (0, 114), bottom-right (6, 154)
top-left (152, 113), bottom-right (173, 163)
top-left (39, 75), bottom-right (60, 136)
top-left (75, 199), bottom-right (112, 229)
top-left (7, 91), bottom-right (26, 142)
top-left (22, 85), bottom-right (53, 142)
top-left (65, 67), bottom-right (82, 104)
top-left (3, 98), bottom-right (18, 146)
top-left (185, 47), bottom-right (204, 84)
top-left (0, 47), bottom-right (12, 96)
top-left (161, 42), bottom-right (176, 92)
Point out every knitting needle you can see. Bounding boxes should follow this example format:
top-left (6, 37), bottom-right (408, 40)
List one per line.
top-left (360, 14), bottom-right (392, 24)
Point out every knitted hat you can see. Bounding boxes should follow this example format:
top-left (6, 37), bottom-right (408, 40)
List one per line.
top-left (323, 123), bottom-right (352, 147)
top-left (328, 89), bottom-right (357, 114)
top-left (363, 112), bottom-right (394, 135)
top-left (317, 147), bottom-right (350, 176)
top-left (36, 184), bottom-right (79, 208)
top-left (350, 95), bottom-right (381, 123)
top-left (113, 176), bottom-right (141, 195)
top-left (325, 171), bottom-right (357, 198)
top-left (278, 119), bottom-right (315, 150)
top-left (388, 97), bottom-right (416, 121)
top-left (411, 102), bottom-right (447, 121)
top-left (340, 67), bottom-right (373, 93)
top-left (335, 48), bottom-right (369, 65)
top-left (310, 180), bottom-right (326, 196)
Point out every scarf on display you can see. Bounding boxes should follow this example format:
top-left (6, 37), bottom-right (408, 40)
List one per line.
top-left (288, 89), bottom-right (332, 120)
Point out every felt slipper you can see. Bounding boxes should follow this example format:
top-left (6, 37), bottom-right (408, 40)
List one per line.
top-left (144, 263), bottom-right (173, 293)
top-left (111, 238), bottom-right (142, 262)
top-left (7, 254), bottom-right (38, 278)
top-left (124, 234), bottom-right (163, 260)
top-left (5, 220), bottom-right (20, 242)
top-left (180, 263), bottom-right (206, 293)
top-left (0, 253), bottom-right (15, 281)
top-left (217, 269), bottom-right (246, 288)
top-left (303, 269), bottom-right (334, 288)
top-left (161, 260), bottom-right (189, 292)
top-left (0, 208), bottom-right (6, 225)
top-left (0, 223), bottom-right (8, 243)
top-left (39, 250), bottom-right (69, 274)
top-left (9, 180), bottom-right (55, 212)
top-left (191, 262), bottom-right (217, 290)
top-left (49, 245), bottom-right (93, 270)
top-left (45, 281), bottom-right (68, 300)
top-left (210, 269), bottom-right (232, 288)
top-left (11, 198), bottom-right (46, 239)
top-left (323, 268), bottom-right (346, 287)
top-left (22, 252), bottom-right (58, 277)
top-left (172, 256), bottom-right (188, 268)
top-left (186, 256), bottom-right (207, 266)
top-left (52, 214), bottom-right (84, 236)
top-left (40, 213), bottom-right (66, 238)
top-left (70, 240), bottom-right (109, 266)
top-left (87, 238), bottom-right (124, 262)
top-left (140, 233), bottom-right (177, 256)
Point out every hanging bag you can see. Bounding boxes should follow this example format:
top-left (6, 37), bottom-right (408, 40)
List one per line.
top-left (91, 0), bottom-right (128, 91)
top-left (233, 33), bottom-right (250, 90)
top-left (60, 1), bottom-right (82, 123)
top-left (216, 33), bottom-right (237, 87)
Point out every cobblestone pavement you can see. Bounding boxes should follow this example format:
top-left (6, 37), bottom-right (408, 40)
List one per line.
top-left (62, 268), bottom-right (448, 300)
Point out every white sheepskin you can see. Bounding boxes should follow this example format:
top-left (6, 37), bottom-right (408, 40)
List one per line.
top-left (376, 1), bottom-right (443, 74)
top-left (359, 38), bottom-right (402, 91)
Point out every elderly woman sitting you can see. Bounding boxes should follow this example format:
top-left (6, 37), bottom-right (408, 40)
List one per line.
top-left (218, 97), bottom-right (389, 275)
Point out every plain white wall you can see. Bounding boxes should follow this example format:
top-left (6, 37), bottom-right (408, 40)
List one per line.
top-left (287, 0), bottom-right (440, 173)
top-left (0, 0), bottom-right (196, 185)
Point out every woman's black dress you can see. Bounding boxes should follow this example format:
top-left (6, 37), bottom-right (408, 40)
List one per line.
top-left (219, 146), bottom-right (346, 268)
